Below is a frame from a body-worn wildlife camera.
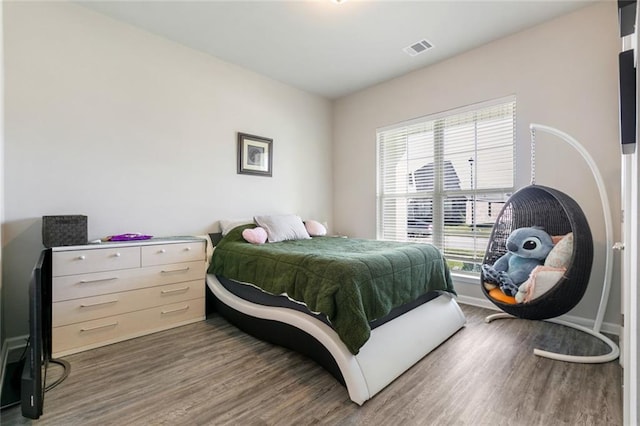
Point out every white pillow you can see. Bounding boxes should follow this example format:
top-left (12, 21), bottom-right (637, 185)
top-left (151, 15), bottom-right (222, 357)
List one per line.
top-left (254, 214), bottom-right (311, 243)
top-left (305, 220), bottom-right (327, 237)
top-left (545, 232), bottom-right (573, 268)
top-left (516, 265), bottom-right (566, 303)
top-left (219, 218), bottom-right (253, 236)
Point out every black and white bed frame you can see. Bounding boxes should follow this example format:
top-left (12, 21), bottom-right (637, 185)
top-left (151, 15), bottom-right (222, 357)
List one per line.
top-left (203, 234), bottom-right (466, 405)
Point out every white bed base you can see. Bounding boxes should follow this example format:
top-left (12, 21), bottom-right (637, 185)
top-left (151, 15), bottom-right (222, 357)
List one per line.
top-left (206, 274), bottom-right (466, 405)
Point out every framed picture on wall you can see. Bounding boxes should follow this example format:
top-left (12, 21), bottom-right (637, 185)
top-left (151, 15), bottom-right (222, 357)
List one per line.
top-left (237, 132), bottom-right (273, 177)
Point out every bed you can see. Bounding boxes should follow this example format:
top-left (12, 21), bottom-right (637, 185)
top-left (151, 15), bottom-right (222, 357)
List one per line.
top-left (204, 221), bottom-right (466, 405)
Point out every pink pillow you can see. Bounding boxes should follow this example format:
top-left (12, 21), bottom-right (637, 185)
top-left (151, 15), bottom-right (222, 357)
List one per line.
top-left (305, 220), bottom-right (327, 237)
top-left (242, 227), bottom-right (268, 245)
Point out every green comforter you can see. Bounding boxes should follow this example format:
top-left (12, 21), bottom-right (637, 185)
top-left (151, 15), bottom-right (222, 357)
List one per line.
top-left (208, 225), bottom-right (456, 354)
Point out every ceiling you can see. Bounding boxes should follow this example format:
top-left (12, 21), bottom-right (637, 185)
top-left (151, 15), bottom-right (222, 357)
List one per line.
top-left (78, 1), bottom-right (595, 100)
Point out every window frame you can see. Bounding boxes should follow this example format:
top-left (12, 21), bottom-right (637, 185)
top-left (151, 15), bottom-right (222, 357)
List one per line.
top-left (376, 96), bottom-right (516, 275)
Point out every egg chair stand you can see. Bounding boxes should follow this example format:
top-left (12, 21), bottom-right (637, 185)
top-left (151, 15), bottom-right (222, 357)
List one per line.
top-left (482, 123), bottom-right (619, 364)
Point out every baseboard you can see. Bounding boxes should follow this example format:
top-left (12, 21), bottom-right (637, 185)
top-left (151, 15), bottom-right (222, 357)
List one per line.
top-left (456, 294), bottom-right (502, 312)
top-left (456, 295), bottom-right (621, 337)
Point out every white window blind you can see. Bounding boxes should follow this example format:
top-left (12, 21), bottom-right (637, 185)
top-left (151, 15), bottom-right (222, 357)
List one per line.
top-left (376, 97), bottom-right (516, 274)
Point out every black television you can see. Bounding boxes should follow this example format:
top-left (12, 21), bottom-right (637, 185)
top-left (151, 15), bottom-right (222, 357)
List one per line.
top-left (20, 249), bottom-right (52, 419)
top-left (618, 0), bottom-right (637, 154)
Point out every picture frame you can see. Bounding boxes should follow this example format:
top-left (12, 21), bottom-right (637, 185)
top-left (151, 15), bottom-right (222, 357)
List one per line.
top-left (237, 132), bottom-right (273, 177)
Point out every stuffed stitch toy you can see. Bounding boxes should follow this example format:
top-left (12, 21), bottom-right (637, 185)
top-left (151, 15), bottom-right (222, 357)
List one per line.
top-left (482, 226), bottom-right (555, 297)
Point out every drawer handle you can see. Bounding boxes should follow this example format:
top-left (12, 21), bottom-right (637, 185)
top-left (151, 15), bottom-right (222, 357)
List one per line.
top-left (160, 267), bottom-right (190, 274)
top-left (80, 322), bottom-right (118, 332)
top-left (159, 249), bottom-right (167, 253)
top-left (80, 299), bottom-right (118, 308)
top-left (78, 255), bottom-right (86, 260)
top-left (113, 252), bottom-right (121, 258)
top-left (184, 247), bottom-right (192, 251)
top-left (161, 286), bottom-right (190, 295)
top-left (78, 277), bottom-right (118, 284)
top-left (161, 305), bottom-right (190, 315)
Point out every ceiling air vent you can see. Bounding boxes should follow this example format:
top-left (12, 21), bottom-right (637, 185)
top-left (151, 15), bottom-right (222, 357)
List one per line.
top-left (403, 39), bottom-right (433, 57)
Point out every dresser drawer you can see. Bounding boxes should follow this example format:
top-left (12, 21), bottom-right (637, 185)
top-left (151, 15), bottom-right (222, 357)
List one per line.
top-left (53, 247), bottom-right (140, 277)
top-left (52, 260), bottom-right (205, 302)
top-left (141, 241), bottom-right (205, 267)
top-left (53, 280), bottom-right (205, 326)
top-left (52, 298), bottom-right (205, 357)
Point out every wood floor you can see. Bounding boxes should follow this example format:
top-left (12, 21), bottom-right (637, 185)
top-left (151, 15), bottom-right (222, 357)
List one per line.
top-left (1, 304), bottom-right (622, 425)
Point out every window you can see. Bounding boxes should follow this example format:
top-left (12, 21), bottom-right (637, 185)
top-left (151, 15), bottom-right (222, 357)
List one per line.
top-left (376, 97), bottom-right (516, 275)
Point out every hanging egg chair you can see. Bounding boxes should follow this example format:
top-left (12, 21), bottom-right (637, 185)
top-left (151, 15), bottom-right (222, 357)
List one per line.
top-left (480, 184), bottom-right (593, 320)
top-left (480, 123), bottom-right (619, 364)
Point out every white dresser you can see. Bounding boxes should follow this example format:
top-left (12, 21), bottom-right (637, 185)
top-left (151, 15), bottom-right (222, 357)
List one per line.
top-left (51, 237), bottom-right (206, 357)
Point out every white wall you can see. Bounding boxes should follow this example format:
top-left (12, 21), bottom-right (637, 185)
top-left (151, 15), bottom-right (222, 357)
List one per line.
top-left (2, 2), bottom-right (333, 339)
top-left (333, 3), bottom-right (622, 326)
